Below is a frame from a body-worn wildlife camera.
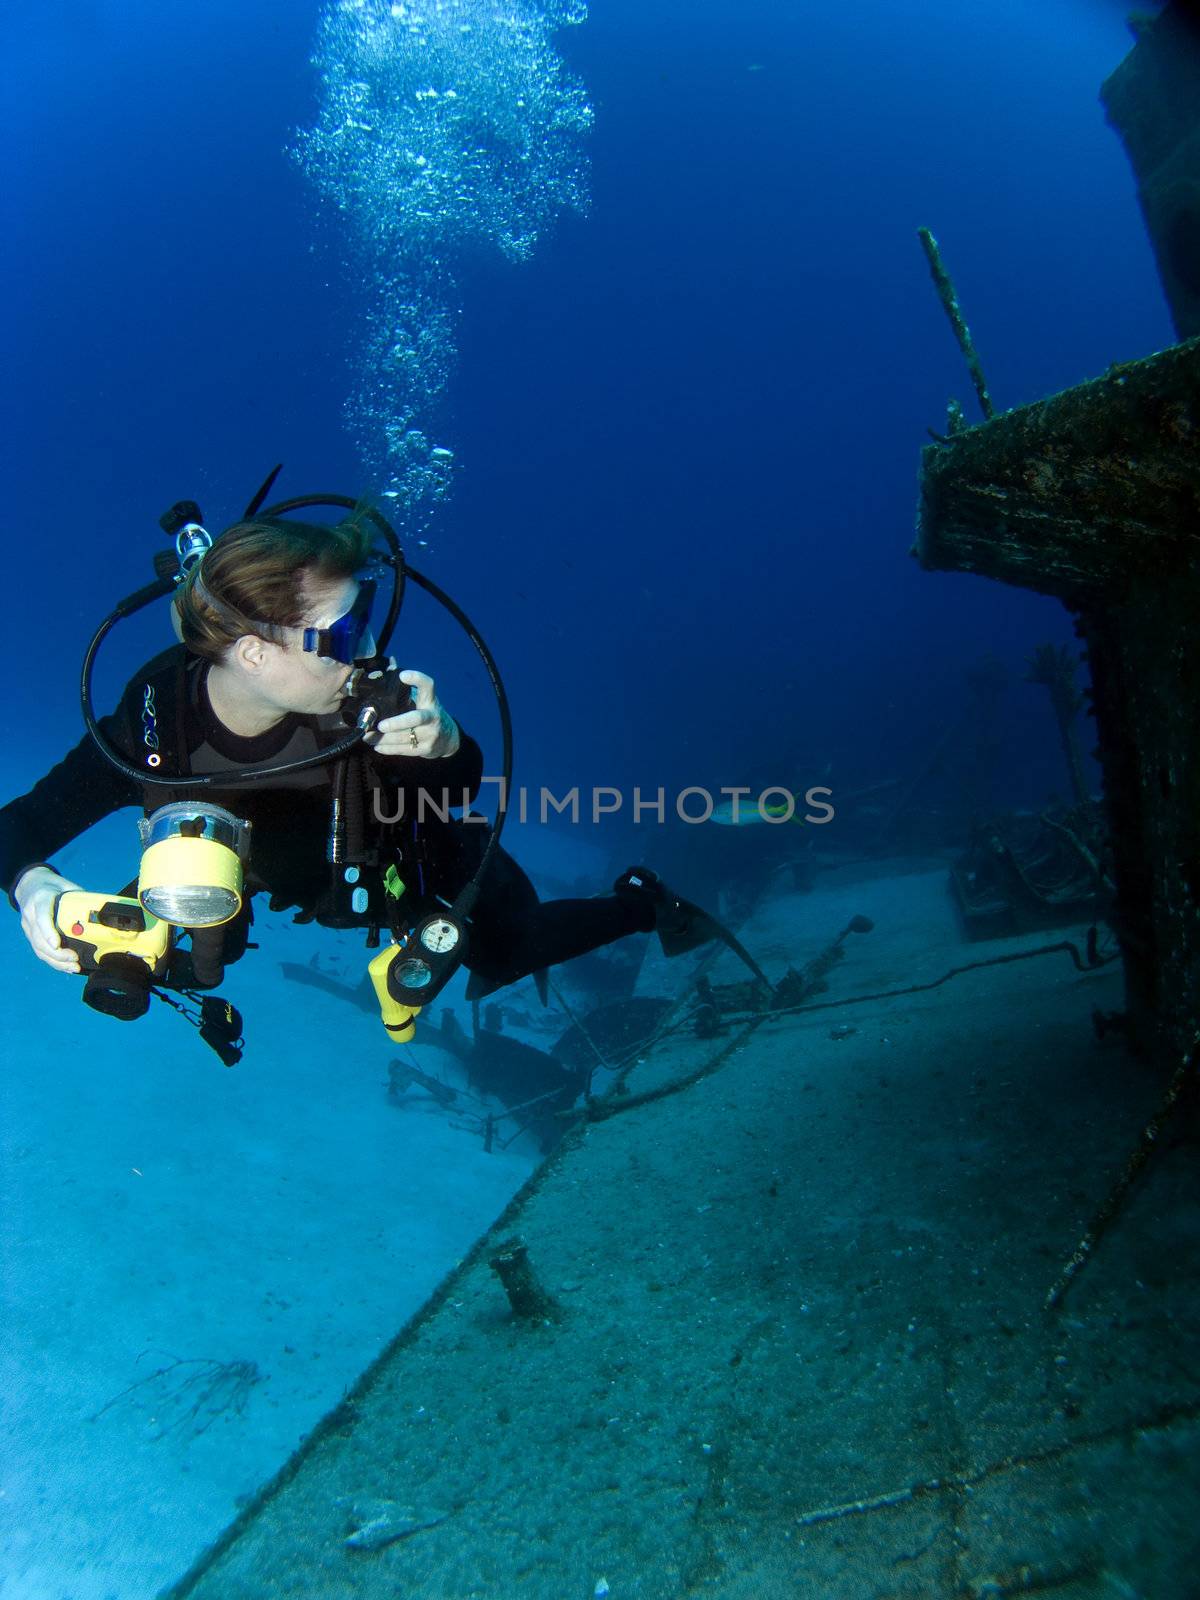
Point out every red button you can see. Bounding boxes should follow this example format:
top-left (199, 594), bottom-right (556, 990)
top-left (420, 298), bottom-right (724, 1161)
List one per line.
top-left (71, 922), bottom-right (85, 936)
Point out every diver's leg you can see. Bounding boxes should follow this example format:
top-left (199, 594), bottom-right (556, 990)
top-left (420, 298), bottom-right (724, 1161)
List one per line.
top-left (463, 852), bottom-right (654, 999)
top-left (436, 826), bottom-right (717, 998)
top-left (464, 866), bottom-right (730, 998)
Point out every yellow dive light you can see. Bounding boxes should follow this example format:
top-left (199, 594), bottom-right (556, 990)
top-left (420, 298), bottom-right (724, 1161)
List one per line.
top-left (368, 946), bottom-right (422, 1043)
top-left (137, 802), bottom-right (252, 927)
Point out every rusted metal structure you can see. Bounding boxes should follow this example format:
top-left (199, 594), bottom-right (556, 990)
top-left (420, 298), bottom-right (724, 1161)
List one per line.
top-left (1103, 2), bottom-right (1200, 343)
top-left (914, 4), bottom-right (1200, 1062)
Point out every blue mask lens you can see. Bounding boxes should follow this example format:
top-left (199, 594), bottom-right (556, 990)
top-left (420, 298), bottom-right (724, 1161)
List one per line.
top-left (302, 579), bottom-right (377, 665)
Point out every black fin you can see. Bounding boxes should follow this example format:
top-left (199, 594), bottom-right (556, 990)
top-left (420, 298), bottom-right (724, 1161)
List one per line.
top-left (657, 905), bottom-right (723, 959)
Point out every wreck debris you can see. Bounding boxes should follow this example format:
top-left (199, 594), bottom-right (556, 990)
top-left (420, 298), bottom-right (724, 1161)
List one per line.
top-left (962, 1558), bottom-right (1100, 1598)
top-left (914, 330), bottom-right (1200, 1060)
top-left (767, 914), bottom-right (874, 1013)
top-left (338, 1496), bottom-right (450, 1552)
top-left (387, 1057), bottom-right (458, 1107)
top-left (918, 226), bottom-right (996, 421)
top-left (951, 806), bottom-right (1109, 940)
top-left (1101, 3), bottom-right (1200, 343)
top-left (488, 1236), bottom-right (562, 1323)
top-left (913, 338), bottom-right (1199, 600)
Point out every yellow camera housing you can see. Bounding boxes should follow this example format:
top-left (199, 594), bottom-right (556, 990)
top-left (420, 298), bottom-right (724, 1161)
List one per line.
top-left (54, 892), bottom-right (172, 979)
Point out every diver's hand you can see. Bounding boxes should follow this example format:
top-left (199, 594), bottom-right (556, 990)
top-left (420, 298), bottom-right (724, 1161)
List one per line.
top-left (14, 866), bottom-right (83, 974)
top-left (369, 669), bottom-right (462, 760)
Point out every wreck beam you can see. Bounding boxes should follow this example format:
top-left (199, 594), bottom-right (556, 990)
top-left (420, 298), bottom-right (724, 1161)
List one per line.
top-left (914, 338), bottom-right (1200, 602)
top-left (913, 338), bottom-right (1200, 1060)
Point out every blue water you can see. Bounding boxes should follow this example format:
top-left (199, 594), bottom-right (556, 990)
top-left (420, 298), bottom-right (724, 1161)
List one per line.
top-left (0, 2), bottom-right (1179, 1593)
top-left (1, 0), bottom-right (1168, 821)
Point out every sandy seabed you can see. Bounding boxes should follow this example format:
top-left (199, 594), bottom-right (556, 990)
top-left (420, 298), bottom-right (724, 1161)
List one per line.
top-left (3, 853), bottom-right (1198, 1600)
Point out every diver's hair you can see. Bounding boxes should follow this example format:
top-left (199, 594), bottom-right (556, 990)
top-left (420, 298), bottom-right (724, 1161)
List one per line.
top-left (175, 515), bottom-right (375, 664)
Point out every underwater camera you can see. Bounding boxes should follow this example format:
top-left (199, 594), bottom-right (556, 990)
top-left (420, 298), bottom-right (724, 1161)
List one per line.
top-left (51, 798), bottom-right (253, 1061)
top-left (53, 893), bottom-right (171, 1021)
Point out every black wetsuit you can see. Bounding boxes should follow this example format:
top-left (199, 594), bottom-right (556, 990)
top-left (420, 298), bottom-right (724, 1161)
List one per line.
top-left (0, 646), bottom-right (649, 998)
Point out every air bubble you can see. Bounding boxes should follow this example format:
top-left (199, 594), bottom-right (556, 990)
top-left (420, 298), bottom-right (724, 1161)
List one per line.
top-left (293, 0), bottom-right (591, 536)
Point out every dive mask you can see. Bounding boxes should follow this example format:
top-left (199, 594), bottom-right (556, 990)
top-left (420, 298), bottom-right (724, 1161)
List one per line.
top-left (302, 576), bottom-right (378, 665)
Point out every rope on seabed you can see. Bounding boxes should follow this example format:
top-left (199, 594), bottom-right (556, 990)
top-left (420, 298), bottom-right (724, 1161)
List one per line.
top-left (1044, 1031), bottom-right (1200, 1311)
top-left (695, 935), bottom-right (1121, 1032)
top-left (579, 936), bottom-right (1122, 1126)
top-left (792, 1397), bottom-right (1200, 1541)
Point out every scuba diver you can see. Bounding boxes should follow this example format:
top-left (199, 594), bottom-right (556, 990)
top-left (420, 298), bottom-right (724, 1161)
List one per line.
top-left (0, 481), bottom-right (720, 1060)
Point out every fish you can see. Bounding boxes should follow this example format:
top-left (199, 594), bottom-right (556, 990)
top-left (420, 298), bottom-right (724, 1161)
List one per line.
top-left (709, 791), bottom-right (811, 827)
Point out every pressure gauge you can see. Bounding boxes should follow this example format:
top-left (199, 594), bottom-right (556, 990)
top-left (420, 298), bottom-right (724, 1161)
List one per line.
top-left (386, 911), bottom-right (470, 1007)
top-left (392, 957), bottom-right (433, 990)
top-left (419, 917), bottom-right (461, 955)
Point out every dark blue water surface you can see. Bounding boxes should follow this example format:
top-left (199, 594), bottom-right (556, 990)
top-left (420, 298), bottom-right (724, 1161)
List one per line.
top-left (0, 0), bottom-right (1171, 843)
